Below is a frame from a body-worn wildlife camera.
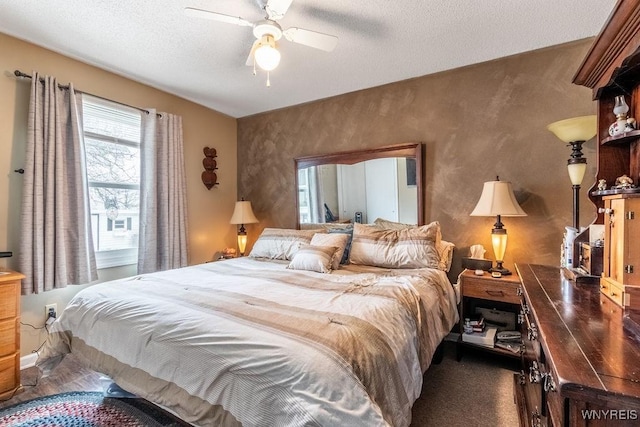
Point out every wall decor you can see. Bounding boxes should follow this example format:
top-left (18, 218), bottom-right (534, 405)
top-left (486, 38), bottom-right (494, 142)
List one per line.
top-left (202, 147), bottom-right (219, 190)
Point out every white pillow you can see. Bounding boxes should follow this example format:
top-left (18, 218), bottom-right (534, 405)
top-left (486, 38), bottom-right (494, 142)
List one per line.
top-left (310, 233), bottom-right (349, 270)
top-left (349, 222), bottom-right (440, 269)
top-left (373, 218), bottom-right (455, 272)
top-left (287, 244), bottom-right (339, 274)
top-left (437, 240), bottom-right (455, 272)
top-left (249, 228), bottom-right (319, 260)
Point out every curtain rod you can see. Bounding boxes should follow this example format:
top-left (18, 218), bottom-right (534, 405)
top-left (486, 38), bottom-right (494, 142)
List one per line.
top-left (13, 70), bottom-right (159, 117)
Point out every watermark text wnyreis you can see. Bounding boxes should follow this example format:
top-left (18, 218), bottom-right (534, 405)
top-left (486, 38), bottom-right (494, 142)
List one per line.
top-left (581, 409), bottom-right (638, 421)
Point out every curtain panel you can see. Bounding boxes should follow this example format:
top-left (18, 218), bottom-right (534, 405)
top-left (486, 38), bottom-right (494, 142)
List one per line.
top-left (138, 111), bottom-right (189, 273)
top-left (19, 73), bottom-right (97, 294)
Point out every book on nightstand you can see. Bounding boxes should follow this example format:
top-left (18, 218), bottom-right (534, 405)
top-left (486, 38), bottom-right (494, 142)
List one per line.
top-left (461, 325), bottom-right (498, 347)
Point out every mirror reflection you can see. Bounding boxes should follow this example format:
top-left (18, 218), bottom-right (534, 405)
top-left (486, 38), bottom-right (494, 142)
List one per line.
top-left (298, 157), bottom-right (418, 225)
top-left (295, 143), bottom-right (423, 228)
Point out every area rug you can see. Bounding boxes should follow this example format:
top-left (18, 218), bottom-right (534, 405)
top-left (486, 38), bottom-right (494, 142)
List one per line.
top-left (0, 391), bottom-right (188, 426)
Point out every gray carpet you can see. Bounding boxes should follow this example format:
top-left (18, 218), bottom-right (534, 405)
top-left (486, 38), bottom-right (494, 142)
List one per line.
top-left (411, 339), bottom-right (520, 426)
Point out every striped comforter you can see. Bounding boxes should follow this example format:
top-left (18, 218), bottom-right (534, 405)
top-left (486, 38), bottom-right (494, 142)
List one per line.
top-left (37, 257), bottom-right (458, 426)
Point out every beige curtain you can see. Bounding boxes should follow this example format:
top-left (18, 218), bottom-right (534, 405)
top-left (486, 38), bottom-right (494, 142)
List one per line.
top-left (19, 73), bottom-right (97, 294)
top-left (137, 110), bottom-right (189, 273)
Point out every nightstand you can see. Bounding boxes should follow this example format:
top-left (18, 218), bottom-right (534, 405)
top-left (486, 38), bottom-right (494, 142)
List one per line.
top-left (457, 269), bottom-right (523, 360)
top-left (0, 271), bottom-right (24, 399)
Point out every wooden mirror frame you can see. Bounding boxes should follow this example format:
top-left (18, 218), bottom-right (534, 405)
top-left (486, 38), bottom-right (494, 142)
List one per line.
top-left (294, 142), bottom-right (424, 229)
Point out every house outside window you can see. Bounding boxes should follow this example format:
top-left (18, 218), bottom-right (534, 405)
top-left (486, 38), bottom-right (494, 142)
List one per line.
top-left (83, 95), bottom-right (141, 268)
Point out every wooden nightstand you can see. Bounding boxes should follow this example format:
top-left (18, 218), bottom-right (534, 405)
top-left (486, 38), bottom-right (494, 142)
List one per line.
top-left (0, 271), bottom-right (24, 399)
top-left (457, 269), bottom-right (523, 360)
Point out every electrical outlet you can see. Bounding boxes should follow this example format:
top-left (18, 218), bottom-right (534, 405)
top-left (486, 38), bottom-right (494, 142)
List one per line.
top-left (45, 303), bottom-right (57, 320)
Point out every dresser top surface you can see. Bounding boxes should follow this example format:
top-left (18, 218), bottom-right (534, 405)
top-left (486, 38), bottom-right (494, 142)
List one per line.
top-left (517, 263), bottom-right (640, 398)
top-left (0, 271), bottom-right (24, 282)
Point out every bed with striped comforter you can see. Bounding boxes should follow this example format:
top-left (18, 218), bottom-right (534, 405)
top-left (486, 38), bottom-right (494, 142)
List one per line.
top-left (37, 257), bottom-right (458, 426)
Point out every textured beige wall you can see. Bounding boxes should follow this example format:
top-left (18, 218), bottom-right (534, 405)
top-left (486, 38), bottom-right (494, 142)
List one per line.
top-left (237, 39), bottom-right (598, 271)
top-left (0, 32), bottom-right (238, 355)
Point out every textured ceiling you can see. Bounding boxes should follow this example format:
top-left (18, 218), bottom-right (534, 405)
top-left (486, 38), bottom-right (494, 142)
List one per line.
top-left (0, 0), bottom-right (617, 118)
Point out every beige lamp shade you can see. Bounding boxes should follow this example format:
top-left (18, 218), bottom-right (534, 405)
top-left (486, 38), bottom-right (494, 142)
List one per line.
top-left (230, 201), bottom-right (259, 225)
top-left (470, 181), bottom-right (527, 217)
top-left (567, 162), bottom-right (587, 186)
top-left (470, 179), bottom-right (525, 275)
top-left (546, 115), bottom-right (597, 143)
top-left (230, 200), bottom-right (258, 256)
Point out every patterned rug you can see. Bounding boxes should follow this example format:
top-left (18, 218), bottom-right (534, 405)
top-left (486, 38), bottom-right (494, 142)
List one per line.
top-left (0, 391), bottom-right (189, 426)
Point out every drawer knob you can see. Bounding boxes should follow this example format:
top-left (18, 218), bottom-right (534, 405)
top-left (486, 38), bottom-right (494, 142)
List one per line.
top-left (519, 370), bottom-right (527, 386)
top-left (529, 361), bottom-right (541, 384)
top-left (485, 290), bottom-right (505, 297)
top-left (531, 409), bottom-right (542, 427)
top-left (528, 324), bottom-right (538, 341)
top-left (543, 372), bottom-right (557, 393)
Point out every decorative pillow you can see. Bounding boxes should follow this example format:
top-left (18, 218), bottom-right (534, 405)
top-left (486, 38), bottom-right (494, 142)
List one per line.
top-left (310, 233), bottom-right (349, 270)
top-left (249, 228), bottom-right (319, 260)
top-left (373, 218), bottom-right (455, 271)
top-left (287, 244), bottom-right (339, 274)
top-left (327, 227), bottom-right (354, 265)
top-left (373, 218), bottom-right (413, 230)
top-left (300, 222), bottom-right (352, 231)
top-left (437, 240), bottom-right (456, 272)
top-left (349, 222), bottom-right (440, 269)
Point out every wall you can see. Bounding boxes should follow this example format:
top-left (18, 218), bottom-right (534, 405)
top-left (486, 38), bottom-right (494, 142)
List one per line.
top-left (0, 33), bottom-right (238, 355)
top-left (237, 39), bottom-right (598, 270)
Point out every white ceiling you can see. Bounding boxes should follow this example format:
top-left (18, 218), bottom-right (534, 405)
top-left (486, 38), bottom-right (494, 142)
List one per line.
top-left (0, 0), bottom-right (617, 118)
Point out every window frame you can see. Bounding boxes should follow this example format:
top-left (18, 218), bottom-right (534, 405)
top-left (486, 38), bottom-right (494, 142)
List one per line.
top-left (82, 96), bottom-right (142, 269)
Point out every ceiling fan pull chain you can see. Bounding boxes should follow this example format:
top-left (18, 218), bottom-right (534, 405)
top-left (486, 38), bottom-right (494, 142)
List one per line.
top-left (253, 58), bottom-right (257, 76)
top-left (266, 71), bottom-right (271, 87)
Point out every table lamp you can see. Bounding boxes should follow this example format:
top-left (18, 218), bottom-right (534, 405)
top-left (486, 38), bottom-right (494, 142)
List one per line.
top-left (470, 178), bottom-right (527, 275)
top-left (230, 199), bottom-right (259, 256)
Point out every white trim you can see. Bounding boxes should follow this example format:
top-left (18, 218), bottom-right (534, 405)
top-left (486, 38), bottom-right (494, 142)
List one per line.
top-left (20, 352), bottom-right (39, 370)
top-left (95, 248), bottom-right (138, 269)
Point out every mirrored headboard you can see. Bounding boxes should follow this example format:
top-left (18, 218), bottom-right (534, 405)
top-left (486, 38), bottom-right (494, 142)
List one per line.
top-left (295, 143), bottom-right (424, 229)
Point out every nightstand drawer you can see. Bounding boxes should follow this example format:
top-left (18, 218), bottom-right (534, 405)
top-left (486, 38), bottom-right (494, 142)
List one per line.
top-left (463, 276), bottom-right (520, 304)
top-left (0, 319), bottom-right (16, 356)
top-left (600, 276), bottom-right (625, 307)
top-left (0, 280), bottom-right (19, 320)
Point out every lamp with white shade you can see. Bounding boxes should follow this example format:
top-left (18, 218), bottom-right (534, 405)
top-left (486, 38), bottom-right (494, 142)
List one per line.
top-left (546, 115), bottom-right (597, 230)
top-left (470, 178), bottom-right (527, 276)
top-left (230, 200), bottom-right (259, 256)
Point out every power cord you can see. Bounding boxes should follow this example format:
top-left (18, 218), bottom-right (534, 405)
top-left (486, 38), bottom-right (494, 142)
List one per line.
top-left (2, 314), bottom-right (59, 402)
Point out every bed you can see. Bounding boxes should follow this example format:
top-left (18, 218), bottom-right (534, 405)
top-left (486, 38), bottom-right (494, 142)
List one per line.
top-left (36, 223), bottom-right (459, 427)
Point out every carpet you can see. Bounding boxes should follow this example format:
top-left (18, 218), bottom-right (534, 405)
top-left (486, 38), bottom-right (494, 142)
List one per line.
top-left (0, 391), bottom-right (187, 426)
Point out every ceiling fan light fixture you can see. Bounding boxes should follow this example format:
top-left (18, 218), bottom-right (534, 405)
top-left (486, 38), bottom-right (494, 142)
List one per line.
top-left (255, 35), bottom-right (281, 71)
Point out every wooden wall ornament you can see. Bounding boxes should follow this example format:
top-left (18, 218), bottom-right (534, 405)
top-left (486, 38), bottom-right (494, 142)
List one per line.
top-left (202, 147), bottom-right (219, 190)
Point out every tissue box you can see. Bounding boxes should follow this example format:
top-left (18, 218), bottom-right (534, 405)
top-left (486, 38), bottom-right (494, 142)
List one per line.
top-left (461, 257), bottom-right (492, 271)
top-left (462, 326), bottom-right (498, 347)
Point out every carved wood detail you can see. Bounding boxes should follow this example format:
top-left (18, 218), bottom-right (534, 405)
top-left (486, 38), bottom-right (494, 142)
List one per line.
top-left (202, 147), bottom-right (219, 190)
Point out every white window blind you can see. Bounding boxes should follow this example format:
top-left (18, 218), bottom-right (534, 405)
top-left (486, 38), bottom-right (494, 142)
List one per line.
top-left (83, 95), bottom-right (142, 269)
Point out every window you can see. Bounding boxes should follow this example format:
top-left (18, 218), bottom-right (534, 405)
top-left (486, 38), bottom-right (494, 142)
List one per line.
top-left (83, 95), bottom-right (142, 268)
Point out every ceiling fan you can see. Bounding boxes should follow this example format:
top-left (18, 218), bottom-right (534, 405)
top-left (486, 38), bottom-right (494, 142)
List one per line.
top-left (185, 0), bottom-right (338, 85)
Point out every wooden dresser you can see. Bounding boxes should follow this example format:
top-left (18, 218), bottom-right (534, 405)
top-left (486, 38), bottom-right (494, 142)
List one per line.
top-left (515, 264), bottom-right (640, 426)
top-left (0, 271), bottom-right (23, 399)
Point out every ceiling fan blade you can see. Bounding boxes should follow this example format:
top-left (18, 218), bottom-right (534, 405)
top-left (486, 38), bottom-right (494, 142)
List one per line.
top-left (245, 40), bottom-right (260, 66)
top-left (265, 0), bottom-right (294, 20)
top-left (184, 7), bottom-right (254, 27)
top-left (283, 28), bottom-right (338, 52)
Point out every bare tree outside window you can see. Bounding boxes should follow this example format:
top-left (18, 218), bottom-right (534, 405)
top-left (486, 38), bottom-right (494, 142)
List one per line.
top-left (82, 95), bottom-right (141, 267)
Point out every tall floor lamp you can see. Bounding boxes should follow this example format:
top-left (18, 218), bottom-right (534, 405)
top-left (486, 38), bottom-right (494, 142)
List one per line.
top-left (546, 115), bottom-right (597, 231)
top-left (230, 200), bottom-right (259, 256)
top-left (470, 178), bottom-right (527, 275)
